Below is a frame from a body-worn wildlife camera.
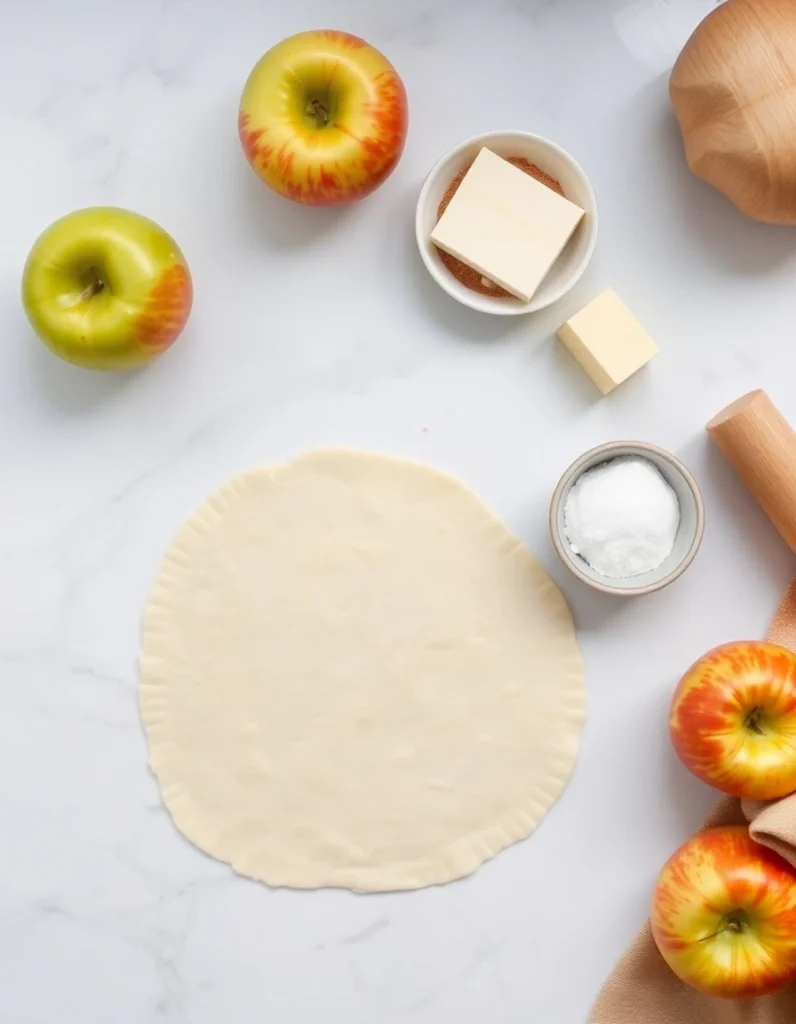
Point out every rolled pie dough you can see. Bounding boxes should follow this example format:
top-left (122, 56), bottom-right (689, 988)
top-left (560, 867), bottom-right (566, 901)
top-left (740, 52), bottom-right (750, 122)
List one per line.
top-left (140, 450), bottom-right (586, 892)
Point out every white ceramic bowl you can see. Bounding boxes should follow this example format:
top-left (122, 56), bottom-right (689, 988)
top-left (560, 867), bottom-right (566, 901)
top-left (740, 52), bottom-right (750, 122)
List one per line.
top-left (416, 130), bottom-right (598, 315)
top-left (549, 441), bottom-right (705, 597)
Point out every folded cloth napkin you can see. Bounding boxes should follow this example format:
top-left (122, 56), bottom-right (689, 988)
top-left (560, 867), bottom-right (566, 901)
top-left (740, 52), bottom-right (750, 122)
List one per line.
top-left (591, 581), bottom-right (796, 1024)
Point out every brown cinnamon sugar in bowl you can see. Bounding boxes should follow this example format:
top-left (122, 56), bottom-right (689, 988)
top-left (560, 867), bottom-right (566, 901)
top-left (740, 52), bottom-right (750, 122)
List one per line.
top-left (435, 157), bottom-right (566, 299)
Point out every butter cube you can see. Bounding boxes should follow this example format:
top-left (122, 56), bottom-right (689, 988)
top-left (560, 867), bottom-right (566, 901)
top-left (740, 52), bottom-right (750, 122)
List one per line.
top-left (557, 289), bottom-right (659, 395)
top-left (430, 148), bottom-right (585, 303)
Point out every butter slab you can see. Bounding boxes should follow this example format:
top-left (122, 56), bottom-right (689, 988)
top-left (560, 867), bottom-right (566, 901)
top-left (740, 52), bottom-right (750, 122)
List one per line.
top-left (430, 148), bottom-right (586, 303)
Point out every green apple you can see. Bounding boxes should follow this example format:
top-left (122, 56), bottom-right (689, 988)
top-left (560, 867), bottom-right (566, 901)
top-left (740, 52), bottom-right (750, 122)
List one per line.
top-left (22, 207), bottom-right (193, 371)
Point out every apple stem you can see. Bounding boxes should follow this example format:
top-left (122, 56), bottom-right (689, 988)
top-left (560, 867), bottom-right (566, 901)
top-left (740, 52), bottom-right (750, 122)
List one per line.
top-left (306, 99), bottom-right (329, 126)
top-left (746, 706), bottom-right (766, 735)
top-left (81, 269), bottom-right (105, 301)
top-left (724, 910), bottom-right (749, 934)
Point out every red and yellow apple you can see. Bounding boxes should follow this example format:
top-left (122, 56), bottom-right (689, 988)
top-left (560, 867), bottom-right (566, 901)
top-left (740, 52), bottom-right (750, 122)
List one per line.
top-left (239, 30), bottom-right (408, 205)
top-left (651, 826), bottom-right (796, 998)
top-left (670, 641), bottom-right (796, 800)
top-left (22, 207), bottom-right (192, 371)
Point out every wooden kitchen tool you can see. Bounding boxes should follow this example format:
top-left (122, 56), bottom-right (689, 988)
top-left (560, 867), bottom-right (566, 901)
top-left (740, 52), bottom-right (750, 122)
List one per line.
top-left (707, 390), bottom-right (796, 554)
top-left (670, 0), bottom-right (796, 224)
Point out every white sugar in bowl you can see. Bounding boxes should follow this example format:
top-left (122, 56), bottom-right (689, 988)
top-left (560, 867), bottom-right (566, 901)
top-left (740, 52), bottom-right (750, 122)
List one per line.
top-left (549, 441), bottom-right (705, 597)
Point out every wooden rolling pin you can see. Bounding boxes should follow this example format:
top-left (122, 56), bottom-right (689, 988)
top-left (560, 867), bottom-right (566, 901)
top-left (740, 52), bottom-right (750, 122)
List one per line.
top-left (707, 390), bottom-right (796, 554)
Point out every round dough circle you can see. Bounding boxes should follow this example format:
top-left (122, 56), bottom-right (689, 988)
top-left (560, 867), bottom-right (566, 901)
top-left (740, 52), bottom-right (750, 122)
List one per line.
top-left (140, 450), bottom-right (586, 892)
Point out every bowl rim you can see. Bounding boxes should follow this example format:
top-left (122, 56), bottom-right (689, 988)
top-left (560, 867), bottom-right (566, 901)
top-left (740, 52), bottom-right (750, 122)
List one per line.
top-left (548, 440), bottom-right (706, 597)
top-left (415, 129), bottom-right (599, 316)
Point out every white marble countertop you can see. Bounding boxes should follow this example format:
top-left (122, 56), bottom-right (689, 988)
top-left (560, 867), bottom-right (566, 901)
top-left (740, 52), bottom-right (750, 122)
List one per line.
top-left (2, 0), bottom-right (795, 1020)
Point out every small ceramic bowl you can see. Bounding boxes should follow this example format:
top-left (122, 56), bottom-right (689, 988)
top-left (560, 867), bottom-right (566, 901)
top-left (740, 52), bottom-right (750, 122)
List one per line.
top-left (415, 130), bottom-right (598, 315)
top-left (549, 441), bottom-right (705, 597)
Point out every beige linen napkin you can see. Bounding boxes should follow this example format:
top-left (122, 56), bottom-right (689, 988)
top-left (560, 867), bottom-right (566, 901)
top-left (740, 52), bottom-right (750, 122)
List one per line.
top-left (591, 581), bottom-right (796, 1024)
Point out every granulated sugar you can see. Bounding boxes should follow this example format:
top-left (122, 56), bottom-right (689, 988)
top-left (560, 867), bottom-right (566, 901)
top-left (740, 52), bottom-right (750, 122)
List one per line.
top-left (564, 456), bottom-right (680, 579)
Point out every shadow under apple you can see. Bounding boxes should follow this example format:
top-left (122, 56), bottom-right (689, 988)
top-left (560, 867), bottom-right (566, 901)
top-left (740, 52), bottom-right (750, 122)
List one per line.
top-left (23, 321), bottom-right (146, 414)
top-left (234, 159), bottom-right (352, 252)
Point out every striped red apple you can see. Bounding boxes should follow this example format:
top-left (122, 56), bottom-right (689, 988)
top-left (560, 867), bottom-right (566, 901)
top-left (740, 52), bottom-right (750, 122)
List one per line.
top-left (670, 641), bottom-right (796, 801)
top-left (652, 826), bottom-right (796, 997)
top-left (239, 30), bottom-right (408, 206)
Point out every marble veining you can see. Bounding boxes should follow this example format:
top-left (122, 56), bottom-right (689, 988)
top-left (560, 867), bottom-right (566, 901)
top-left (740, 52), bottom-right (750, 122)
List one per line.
top-left (2, 0), bottom-right (795, 1021)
